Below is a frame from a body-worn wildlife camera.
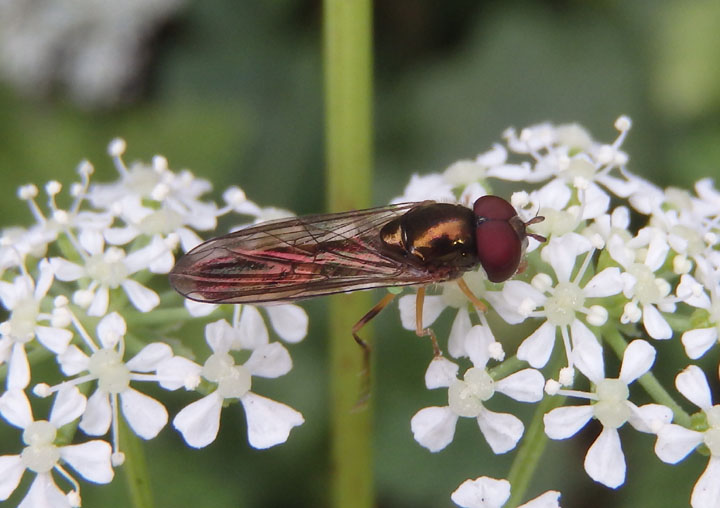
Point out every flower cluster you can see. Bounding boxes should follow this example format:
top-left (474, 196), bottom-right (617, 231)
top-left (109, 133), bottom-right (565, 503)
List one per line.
top-left (395, 117), bottom-right (720, 507)
top-left (0, 141), bottom-right (307, 507)
top-left (0, 116), bottom-right (718, 508)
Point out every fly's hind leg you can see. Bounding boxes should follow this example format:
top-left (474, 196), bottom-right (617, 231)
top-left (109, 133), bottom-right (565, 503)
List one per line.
top-left (415, 286), bottom-right (442, 357)
top-left (352, 292), bottom-right (397, 406)
top-left (456, 278), bottom-right (487, 312)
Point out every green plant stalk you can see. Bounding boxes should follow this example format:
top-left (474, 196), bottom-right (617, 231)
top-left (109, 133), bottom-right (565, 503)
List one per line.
top-left (506, 354), bottom-right (565, 507)
top-left (119, 416), bottom-right (154, 508)
top-left (323, 0), bottom-right (374, 507)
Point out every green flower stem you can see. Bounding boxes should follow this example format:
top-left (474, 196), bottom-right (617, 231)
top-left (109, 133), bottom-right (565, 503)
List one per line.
top-left (488, 355), bottom-right (525, 380)
top-left (323, 0), bottom-right (374, 507)
top-left (119, 417), bottom-right (155, 508)
top-left (603, 327), bottom-right (691, 427)
top-left (506, 355), bottom-right (565, 507)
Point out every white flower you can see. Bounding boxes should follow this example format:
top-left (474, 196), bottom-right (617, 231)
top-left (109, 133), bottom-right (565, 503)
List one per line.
top-left (184, 301), bottom-right (309, 345)
top-left (172, 319), bottom-right (304, 449)
top-left (655, 366), bottom-right (720, 508)
top-left (608, 226), bottom-right (677, 339)
top-left (451, 476), bottom-right (561, 508)
top-left (411, 326), bottom-right (544, 454)
top-left (0, 259), bottom-right (72, 389)
top-left (42, 311), bottom-right (172, 464)
top-left (50, 230), bottom-right (161, 316)
top-left (0, 388), bottom-right (113, 506)
top-left (680, 264), bottom-right (720, 360)
top-left (490, 233), bottom-right (622, 372)
top-left (544, 340), bottom-right (672, 488)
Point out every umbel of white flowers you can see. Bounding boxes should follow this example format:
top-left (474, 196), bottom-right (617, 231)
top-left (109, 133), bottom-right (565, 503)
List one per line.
top-left (0, 116), bottom-right (718, 508)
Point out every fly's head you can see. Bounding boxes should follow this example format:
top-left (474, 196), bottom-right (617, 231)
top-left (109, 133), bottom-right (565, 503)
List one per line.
top-left (473, 195), bottom-right (546, 283)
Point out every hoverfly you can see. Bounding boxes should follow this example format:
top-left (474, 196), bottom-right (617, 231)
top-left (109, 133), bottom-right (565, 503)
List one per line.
top-left (169, 195), bottom-right (546, 390)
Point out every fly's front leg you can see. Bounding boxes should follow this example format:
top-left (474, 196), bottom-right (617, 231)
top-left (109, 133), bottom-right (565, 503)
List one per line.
top-left (352, 292), bottom-right (397, 405)
top-left (456, 278), bottom-right (487, 312)
top-left (415, 286), bottom-right (442, 357)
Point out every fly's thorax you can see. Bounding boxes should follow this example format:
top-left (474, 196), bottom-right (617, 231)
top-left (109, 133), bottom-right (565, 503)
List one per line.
top-left (379, 203), bottom-right (479, 270)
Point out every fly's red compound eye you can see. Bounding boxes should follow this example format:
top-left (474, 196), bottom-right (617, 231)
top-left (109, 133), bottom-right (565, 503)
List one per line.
top-left (473, 195), bottom-right (524, 283)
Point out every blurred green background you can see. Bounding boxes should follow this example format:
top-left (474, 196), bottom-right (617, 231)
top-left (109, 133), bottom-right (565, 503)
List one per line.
top-left (1, 1), bottom-right (719, 507)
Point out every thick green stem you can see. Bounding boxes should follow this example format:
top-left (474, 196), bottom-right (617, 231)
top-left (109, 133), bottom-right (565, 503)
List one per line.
top-left (506, 355), bottom-right (565, 507)
top-left (323, 1), bottom-right (374, 508)
top-left (119, 417), bottom-right (155, 508)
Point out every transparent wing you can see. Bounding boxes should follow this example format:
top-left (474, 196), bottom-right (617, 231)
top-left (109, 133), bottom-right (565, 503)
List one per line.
top-left (169, 202), bottom-right (450, 304)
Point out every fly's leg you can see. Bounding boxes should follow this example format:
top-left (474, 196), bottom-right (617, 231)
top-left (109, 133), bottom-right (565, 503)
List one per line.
top-left (415, 287), bottom-right (442, 357)
top-left (352, 292), bottom-right (397, 406)
top-left (456, 278), bottom-right (487, 312)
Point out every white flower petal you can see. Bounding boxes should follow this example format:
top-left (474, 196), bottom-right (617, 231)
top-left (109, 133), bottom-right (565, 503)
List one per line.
top-left (8, 342), bottom-right (30, 390)
top-left (0, 455), bottom-right (24, 500)
top-left (517, 322), bottom-right (556, 369)
top-left (544, 405), bottom-right (593, 439)
top-left (425, 357), bottom-right (459, 389)
top-left (34, 326), bottom-right (72, 355)
top-left (655, 423), bottom-right (703, 464)
top-left (240, 392), bottom-right (304, 449)
top-left (126, 343), bottom-right (173, 372)
top-left (156, 356), bottom-right (202, 391)
top-left (49, 386), bottom-right (86, 428)
top-left (34, 259), bottom-right (54, 299)
top-left (628, 403), bottom-right (672, 433)
top-left (19, 473), bottom-right (69, 508)
top-left (185, 299), bottom-right (217, 317)
top-left (78, 229), bottom-right (104, 255)
top-left (584, 427), bottom-right (626, 488)
top-left (644, 230), bottom-right (670, 272)
top-left (519, 490), bottom-right (561, 508)
top-left (677, 275), bottom-right (711, 309)
top-left (79, 390), bottom-right (111, 436)
top-left (265, 304), bottom-right (308, 343)
top-left (87, 285), bottom-right (109, 317)
top-left (580, 182), bottom-right (610, 220)
top-left (97, 312), bottom-right (126, 348)
top-left (60, 440), bottom-right (113, 483)
top-left (0, 281), bottom-right (19, 309)
top-left (642, 304), bottom-right (672, 340)
top-left (571, 319), bottom-right (604, 382)
top-left (464, 325), bottom-right (496, 369)
top-left (583, 267), bottom-right (623, 298)
top-left (410, 406), bottom-right (458, 452)
top-left (104, 226), bottom-right (138, 245)
top-left (244, 343), bottom-right (292, 378)
top-left (121, 279), bottom-right (160, 312)
top-left (542, 233), bottom-right (592, 283)
top-left (448, 308), bottom-right (472, 358)
top-left (496, 369), bottom-right (544, 402)
top-left (676, 365), bottom-right (712, 409)
top-left (49, 258), bottom-right (85, 281)
top-left (205, 319), bottom-right (233, 354)
top-left (692, 456), bottom-right (720, 508)
top-left (399, 294), bottom-right (446, 330)
top-left (681, 328), bottom-right (717, 360)
top-left (120, 389), bottom-right (168, 439)
top-left (476, 408), bottom-right (524, 454)
top-left (451, 476), bottom-right (510, 508)
top-left (58, 345), bottom-right (90, 376)
top-left (619, 340), bottom-right (656, 384)
top-left (0, 389), bottom-right (33, 428)
top-left (237, 305), bottom-right (269, 349)
top-left (173, 393), bottom-right (223, 448)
